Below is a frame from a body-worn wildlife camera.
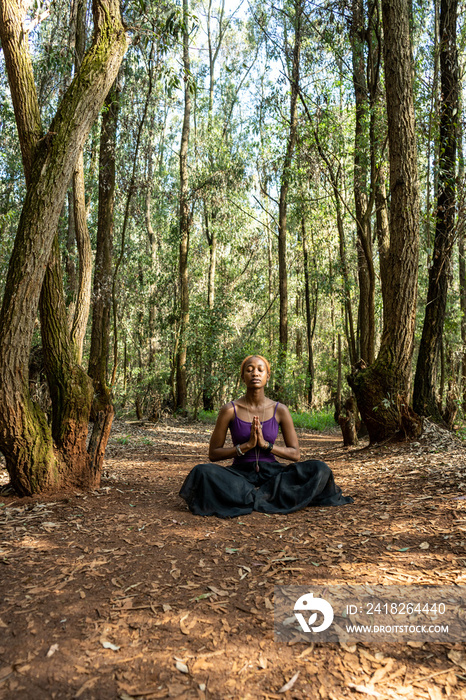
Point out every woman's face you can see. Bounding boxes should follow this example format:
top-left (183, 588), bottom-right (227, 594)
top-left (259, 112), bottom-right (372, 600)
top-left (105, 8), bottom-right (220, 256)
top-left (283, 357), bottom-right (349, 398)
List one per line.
top-left (242, 357), bottom-right (270, 388)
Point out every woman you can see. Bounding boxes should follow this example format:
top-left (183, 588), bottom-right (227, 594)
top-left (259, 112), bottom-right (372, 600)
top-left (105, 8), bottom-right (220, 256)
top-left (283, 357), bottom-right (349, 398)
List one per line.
top-left (179, 355), bottom-right (353, 518)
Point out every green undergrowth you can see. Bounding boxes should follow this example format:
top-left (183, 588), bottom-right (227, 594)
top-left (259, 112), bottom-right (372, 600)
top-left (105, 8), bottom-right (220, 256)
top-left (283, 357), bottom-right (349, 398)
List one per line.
top-left (197, 407), bottom-right (337, 431)
top-left (291, 408), bottom-right (337, 431)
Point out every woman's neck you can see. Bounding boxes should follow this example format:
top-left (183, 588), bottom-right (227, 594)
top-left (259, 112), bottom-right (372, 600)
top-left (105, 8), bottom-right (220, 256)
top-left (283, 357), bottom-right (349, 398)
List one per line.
top-left (244, 388), bottom-right (266, 407)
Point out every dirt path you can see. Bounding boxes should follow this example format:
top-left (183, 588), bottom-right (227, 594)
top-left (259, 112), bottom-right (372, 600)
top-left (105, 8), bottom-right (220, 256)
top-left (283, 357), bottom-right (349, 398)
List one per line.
top-left (1, 419), bottom-right (466, 699)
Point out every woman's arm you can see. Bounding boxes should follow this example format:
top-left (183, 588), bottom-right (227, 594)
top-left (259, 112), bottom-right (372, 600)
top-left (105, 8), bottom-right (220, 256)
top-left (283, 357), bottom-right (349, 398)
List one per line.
top-left (257, 403), bottom-right (300, 462)
top-left (208, 404), bottom-right (256, 462)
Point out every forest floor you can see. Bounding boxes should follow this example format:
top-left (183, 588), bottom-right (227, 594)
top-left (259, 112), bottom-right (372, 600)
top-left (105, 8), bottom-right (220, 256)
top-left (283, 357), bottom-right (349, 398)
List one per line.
top-left (1, 418), bottom-right (466, 700)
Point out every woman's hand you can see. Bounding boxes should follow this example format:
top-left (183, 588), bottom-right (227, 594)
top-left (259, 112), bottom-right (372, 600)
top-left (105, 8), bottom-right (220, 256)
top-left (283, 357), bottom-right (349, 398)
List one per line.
top-left (246, 418), bottom-right (258, 450)
top-left (255, 417), bottom-right (268, 449)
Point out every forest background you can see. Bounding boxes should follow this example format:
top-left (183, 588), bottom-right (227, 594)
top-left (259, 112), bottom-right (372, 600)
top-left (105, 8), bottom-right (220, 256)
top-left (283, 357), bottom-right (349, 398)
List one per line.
top-left (0, 0), bottom-right (465, 494)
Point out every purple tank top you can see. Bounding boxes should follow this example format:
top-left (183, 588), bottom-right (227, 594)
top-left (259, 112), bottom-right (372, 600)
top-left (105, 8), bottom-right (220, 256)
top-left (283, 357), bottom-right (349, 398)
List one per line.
top-left (230, 401), bottom-right (279, 465)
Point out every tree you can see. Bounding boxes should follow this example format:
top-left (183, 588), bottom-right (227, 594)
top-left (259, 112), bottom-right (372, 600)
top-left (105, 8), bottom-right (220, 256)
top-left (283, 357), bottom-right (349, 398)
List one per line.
top-left (87, 75), bottom-right (121, 462)
top-left (68, 0), bottom-right (93, 363)
top-left (276, 0), bottom-right (303, 392)
top-left (348, 0), bottom-right (421, 442)
top-left (175, 0), bottom-right (192, 411)
top-left (0, 0), bottom-right (127, 494)
top-left (413, 0), bottom-right (459, 421)
top-left (351, 0), bottom-right (377, 365)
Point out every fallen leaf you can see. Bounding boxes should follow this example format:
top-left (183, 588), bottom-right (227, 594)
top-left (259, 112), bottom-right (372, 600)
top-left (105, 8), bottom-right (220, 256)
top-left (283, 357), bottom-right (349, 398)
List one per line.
top-left (101, 640), bottom-right (120, 651)
top-left (278, 671), bottom-right (299, 693)
top-left (0, 665), bottom-right (13, 683)
top-left (448, 649), bottom-right (466, 672)
top-left (258, 654), bottom-right (267, 669)
top-left (347, 683), bottom-right (381, 697)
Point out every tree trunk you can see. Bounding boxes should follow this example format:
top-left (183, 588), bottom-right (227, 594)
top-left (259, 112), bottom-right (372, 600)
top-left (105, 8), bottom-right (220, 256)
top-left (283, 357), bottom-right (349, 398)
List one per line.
top-left (146, 105), bottom-right (167, 368)
top-left (40, 236), bottom-right (94, 471)
top-left (367, 1), bottom-right (390, 327)
top-left (375, 165), bottom-right (390, 325)
top-left (65, 189), bottom-right (77, 321)
top-left (68, 0), bottom-right (91, 363)
top-left (351, 0), bottom-right (375, 365)
top-left (147, 175), bottom-right (158, 368)
top-left (69, 150), bottom-right (93, 363)
top-left (0, 0), bottom-right (42, 180)
top-left (87, 77), bottom-right (121, 468)
top-left (425, 0), bottom-right (440, 262)
top-left (348, 0), bottom-right (421, 442)
top-left (176, 0), bottom-right (192, 411)
top-left (277, 0), bottom-right (302, 391)
top-left (0, 0), bottom-right (126, 495)
top-left (202, 205), bottom-right (217, 411)
top-left (413, 0), bottom-right (458, 420)
top-left (302, 217), bottom-right (317, 406)
top-left (458, 91), bottom-right (466, 413)
top-left (310, 115), bottom-right (357, 365)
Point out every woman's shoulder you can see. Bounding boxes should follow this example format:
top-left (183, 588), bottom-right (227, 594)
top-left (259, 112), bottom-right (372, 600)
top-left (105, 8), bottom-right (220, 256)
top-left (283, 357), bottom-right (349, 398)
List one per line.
top-left (274, 402), bottom-right (292, 422)
top-left (217, 402), bottom-right (236, 419)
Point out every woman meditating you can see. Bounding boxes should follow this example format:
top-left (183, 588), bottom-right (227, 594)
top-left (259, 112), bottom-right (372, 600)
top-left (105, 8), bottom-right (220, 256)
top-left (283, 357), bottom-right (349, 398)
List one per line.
top-left (179, 355), bottom-right (353, 518)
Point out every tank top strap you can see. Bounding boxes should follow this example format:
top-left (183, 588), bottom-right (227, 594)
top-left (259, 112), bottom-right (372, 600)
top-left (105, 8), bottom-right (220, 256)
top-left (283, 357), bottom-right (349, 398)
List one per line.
top-left (273, 401), bottom-right (279, 417)
top-left (231, 400), bottom-right (237, 417)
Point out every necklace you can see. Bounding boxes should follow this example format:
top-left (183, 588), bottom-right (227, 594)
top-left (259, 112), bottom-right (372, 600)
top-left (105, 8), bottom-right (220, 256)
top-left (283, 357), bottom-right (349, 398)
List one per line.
top-left (245, 401), bottom-right (267, 473)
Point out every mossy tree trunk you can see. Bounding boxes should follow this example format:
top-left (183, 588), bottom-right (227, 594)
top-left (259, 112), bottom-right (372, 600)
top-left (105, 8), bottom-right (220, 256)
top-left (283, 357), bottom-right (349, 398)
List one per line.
top-left (39, 236), bottom-right (94, 481)
top-left (69, 0), bottom-right (92, 364)
top-left (348, 0), bottom-right (421, 442)
top-left (0, 0), bottom-right (127, 495)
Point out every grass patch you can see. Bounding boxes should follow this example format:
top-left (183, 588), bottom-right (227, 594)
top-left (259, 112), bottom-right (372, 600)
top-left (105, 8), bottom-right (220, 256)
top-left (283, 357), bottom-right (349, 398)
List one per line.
top-left (290, 408), bottom-right (337, 431)
top-left (115, 435), bottom-right (131, 445)
top-left (196, 410), bottom-right (218, 424)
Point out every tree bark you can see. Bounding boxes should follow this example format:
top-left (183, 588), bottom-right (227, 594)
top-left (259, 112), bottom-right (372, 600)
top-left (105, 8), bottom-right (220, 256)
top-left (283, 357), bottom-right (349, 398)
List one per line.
top-left (351, 0), bottom-right (375, 365)
top-left (348, 0), bottom-right (421, 442)
top-left (40, 236), bottom-right (94, 471)
top-left (302, 217), bottom-right (317, 406)
top-left (70, 150), bottom-right (93, 363)
top-left (88, 77), bottom-right (121, 468)
top-left (0, 0), bottom-right (42, 181)
top-left (277, 0), bottom-right (302, 388)
top-left (202, 206), bottom-right (217, 411)
top-left (413, 0), bottom-right (458, 420)
top-left (458, 89), bottom-right (466, 413)
top-left (0, 0), bottom-right (126, 494)
top-left (366, 1), bottom-right (390, 326)
top-left (69, 0), bottom-right (91, 363)
top-left (176, 0), bottom-right (192, 411)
